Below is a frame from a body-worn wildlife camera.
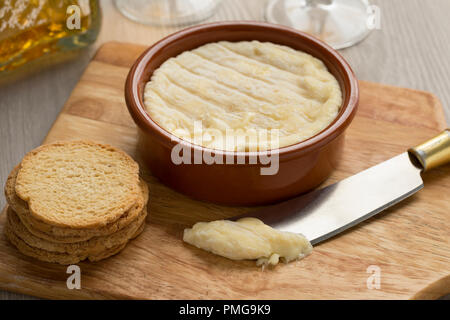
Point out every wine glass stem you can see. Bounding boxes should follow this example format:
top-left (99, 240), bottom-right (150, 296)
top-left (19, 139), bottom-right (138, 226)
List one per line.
top-left (304, 0), bottom-right (333, 7)
top-left (302, 0), bottom-right (333, 35)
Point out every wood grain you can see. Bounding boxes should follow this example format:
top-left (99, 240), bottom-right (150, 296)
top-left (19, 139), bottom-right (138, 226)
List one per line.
top-left (0, 42), bottom-right (448, 300)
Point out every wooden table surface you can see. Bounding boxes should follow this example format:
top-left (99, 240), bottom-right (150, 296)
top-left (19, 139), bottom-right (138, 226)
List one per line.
top-left (0, 0), bottom-right (449, 300)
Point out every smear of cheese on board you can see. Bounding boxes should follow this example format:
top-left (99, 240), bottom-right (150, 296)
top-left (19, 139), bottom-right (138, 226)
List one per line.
top-left (183, 217), bottom-right (312, 267)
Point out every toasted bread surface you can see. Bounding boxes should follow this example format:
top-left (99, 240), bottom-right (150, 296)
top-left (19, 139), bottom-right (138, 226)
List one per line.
top-left (14, 141), bottom-right (141, 228)
top-left (4, 223), bottom-right (129, 265)
top-left (6, 165), bottom-right (149, 242)
top-left (6, 206), bottom-right (147, 256)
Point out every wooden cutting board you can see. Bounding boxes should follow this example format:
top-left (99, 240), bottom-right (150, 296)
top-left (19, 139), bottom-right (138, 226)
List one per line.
top-left (0, 42), bottom-right (448, 300)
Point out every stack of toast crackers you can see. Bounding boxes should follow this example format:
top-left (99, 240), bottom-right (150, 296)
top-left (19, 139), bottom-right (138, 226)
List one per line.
top-left (3, 141), bottom-right (148, 264)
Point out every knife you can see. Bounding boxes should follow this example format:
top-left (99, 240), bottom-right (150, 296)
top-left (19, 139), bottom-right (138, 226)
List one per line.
top-left (240, 129), bottom-right (450, 245)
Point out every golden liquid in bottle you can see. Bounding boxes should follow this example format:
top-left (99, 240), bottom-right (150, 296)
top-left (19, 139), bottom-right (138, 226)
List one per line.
top-left (0, 0), bottom-right (100, 80)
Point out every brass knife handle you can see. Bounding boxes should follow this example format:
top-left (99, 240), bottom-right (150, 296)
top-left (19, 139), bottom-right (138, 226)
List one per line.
top-left (408, 129), bottom-right (450, 171)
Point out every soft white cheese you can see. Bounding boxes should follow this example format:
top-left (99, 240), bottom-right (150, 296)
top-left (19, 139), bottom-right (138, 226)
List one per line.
top-left (144, 40), bottom-right (342, 151)
top-left (183, 217), bottom-right (313, 267)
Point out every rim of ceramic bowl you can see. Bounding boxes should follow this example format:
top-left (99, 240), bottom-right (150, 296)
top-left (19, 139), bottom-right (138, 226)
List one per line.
top-left (125, 21), bottom-right (359, 160)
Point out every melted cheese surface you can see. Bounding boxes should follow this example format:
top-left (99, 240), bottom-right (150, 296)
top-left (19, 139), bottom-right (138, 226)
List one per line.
top-left (144, 41), bottom-right (342, 151)
top-left (183, 217), bottom-right (312, 266)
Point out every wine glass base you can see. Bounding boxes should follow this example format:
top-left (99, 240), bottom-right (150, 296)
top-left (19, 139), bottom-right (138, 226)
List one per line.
top-left (115, 0), bottom-right (222, 27)
top-left (265, 0), bottom-right (372, 49)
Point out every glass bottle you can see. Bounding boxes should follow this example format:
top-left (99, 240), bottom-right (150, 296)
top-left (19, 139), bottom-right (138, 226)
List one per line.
top-left (0, 0), bottom-right (101, 84)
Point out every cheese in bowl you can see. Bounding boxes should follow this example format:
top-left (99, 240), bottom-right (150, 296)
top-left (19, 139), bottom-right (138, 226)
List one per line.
top-left (143, 40), bottom-right (342, 151)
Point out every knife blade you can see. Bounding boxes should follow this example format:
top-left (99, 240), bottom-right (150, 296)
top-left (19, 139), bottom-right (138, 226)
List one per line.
top-left (237, 129), bottom-right (450, 245)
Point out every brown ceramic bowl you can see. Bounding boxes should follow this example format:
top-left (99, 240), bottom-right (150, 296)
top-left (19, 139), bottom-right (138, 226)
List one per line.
top-left (125, 21), bottom-right (359, 206)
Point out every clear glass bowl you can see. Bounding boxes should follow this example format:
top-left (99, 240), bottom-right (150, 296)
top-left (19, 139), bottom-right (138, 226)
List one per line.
top-left (265, 0), bottom-right (372, 49)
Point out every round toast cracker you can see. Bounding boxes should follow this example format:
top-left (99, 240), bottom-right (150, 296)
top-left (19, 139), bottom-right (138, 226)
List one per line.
top-left (6, 165), bottom-right (149, 243)
top-left (88, 222), bottom-right (145, 262)
top-left (14, 141), bottom-right (141, 228)
top-left (5, 213), bottom-right (146, 265)
top-left (6, 205), bottom-right (147, 256)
